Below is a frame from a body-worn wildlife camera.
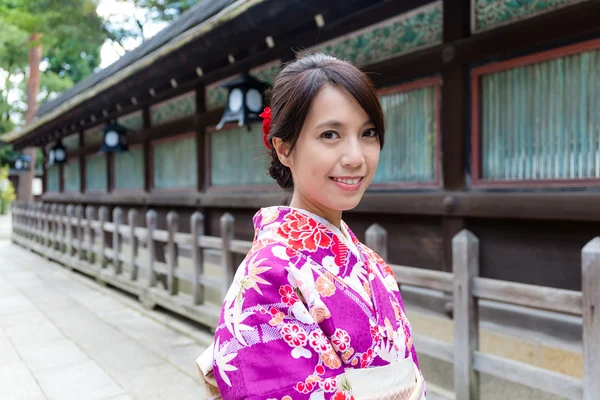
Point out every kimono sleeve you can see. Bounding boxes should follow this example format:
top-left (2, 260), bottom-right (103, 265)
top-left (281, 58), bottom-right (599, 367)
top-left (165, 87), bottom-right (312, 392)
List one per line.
top-left (213, 245), bottom-right (352, 400)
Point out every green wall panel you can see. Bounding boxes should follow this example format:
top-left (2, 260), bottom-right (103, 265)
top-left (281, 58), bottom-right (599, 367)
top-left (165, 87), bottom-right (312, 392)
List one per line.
top-left (64, 162), bottom-right (80, 192)
top-left (46, 165), bottom-right (60, 192)
top-left (373, 85), bottom-right (438, 184)
top-left (86, 155), bottom-right (107, 191)
top-left (153, 136), bottom-right (197, 189)
top-left (480, 49), bottom-right (600, 181)
top-left (114, 148), bottom-right (144, 190)
top-left (209, 123), bottom-right (272, 187)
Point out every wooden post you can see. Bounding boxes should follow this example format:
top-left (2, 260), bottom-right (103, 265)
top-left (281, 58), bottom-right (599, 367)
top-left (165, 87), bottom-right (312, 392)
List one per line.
top-left (166, 211), bottom-right (179, 295)
top-left (29, 201), bottom-right (35, 240)
top-left (220, 213), bottom-right (235, 299)
top-left (49, 204), bottom-right (57, 250)
top-left (582, 237), bottom-right (600, 400)
top-left (191, 211), bottom-right (205, 305)
top-left (452, 229), bottom-right (480, 400)
top-left (86, 206), bottom-right (96, 264)
top-left (76, 205), bottom-right (84, 260)
top-left (65, 204), bottom-right (74, 258)
top-left (113, 207), bottom-right (123, 274)
top-left (37, 202), bottom-right (43, 243)
top-left (146, 210), bottom-right (157, 288)
top-left (99, 206), bottom-right (109, 269)
top-left (128, 209), bottom-right (139, 281)
top-left (57, 204), bottom-right (66, 252)
top-left (43, 204), bottom-right (50, 249)
top-left (27, 201), bottom-right (33, 240)
top-left (366, 224), bottom-right (388, 261)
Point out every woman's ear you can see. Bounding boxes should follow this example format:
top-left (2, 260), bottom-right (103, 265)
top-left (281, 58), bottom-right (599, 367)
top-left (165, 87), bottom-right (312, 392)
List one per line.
top-left (272, 137), bottom-right (292, 168)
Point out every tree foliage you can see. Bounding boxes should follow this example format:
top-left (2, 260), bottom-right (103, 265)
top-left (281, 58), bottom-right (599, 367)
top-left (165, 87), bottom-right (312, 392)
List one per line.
top-left (0, 0), bottom-right (197, 158)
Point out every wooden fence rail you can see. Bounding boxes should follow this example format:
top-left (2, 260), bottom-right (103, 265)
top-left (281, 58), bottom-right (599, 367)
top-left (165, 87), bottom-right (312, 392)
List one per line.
top-left (9, 201), bottom-right (600, 400)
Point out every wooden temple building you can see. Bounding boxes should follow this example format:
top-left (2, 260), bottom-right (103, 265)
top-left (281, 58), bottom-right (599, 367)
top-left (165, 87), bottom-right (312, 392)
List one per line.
top-left (4, 0), bottom-right (600, 293)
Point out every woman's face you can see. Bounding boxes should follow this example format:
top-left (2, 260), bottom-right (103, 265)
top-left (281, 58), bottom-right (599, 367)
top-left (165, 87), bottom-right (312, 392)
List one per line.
top-left (275, 84), bottom-right (381, 224)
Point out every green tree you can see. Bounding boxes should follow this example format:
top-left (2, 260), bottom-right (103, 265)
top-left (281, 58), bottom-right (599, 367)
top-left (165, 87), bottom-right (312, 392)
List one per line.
top-left (0, 0), bottom-right (106, 199)
top-left (0, 164), bottom-right (16, 214)
top-left (104, 0), bottom-right (198, 51)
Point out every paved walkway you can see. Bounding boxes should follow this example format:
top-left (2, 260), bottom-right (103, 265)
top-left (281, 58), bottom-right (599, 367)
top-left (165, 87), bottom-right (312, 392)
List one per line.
top-left (0, 213), bottom-right (211, 400)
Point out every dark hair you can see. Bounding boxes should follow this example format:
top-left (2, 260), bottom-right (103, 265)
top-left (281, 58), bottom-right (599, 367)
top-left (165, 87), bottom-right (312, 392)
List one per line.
top-left (266, 53), bottom-right (385, 189)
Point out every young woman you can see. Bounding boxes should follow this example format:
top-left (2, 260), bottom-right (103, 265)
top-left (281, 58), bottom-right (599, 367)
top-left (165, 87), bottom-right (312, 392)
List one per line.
top-left (197, 53), bottom-right (425, 400)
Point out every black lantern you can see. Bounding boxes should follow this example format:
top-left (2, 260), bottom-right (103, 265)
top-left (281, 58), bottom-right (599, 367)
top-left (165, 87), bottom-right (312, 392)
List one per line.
top-left (12, 154), bottom-right (31, 172)
top-left (100, 123), bottom-right (128, 153)
top-left (48, 140), bottom-right (67, 166)
top-left (216, 73), bottom-right (268, 130)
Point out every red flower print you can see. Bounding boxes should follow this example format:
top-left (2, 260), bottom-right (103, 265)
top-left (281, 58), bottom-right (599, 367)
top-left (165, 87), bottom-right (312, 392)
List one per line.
top-left (370, 325), bottom-right (381, 341)
top-left (332, 391), bottom-right (347, 400)
top-left (315, 365), bottom-right (325, 375)
top-left (331, 329), bottom-right (351, 353)
top-left (294, 380), bottom-right (317, 394)
top-left (308, 330), bottom-right (332, 354)
top-left (360, 348), bottom-right (375, 368)
top-left (319, 377), bottom-right (337, 393)
top-left (278, 212), bottom-right (332, 251)
top-left (279, 285), bottom-right (299, 306)
top-left (331, 236), bottom-right (348, 266)
top-left (281, 323), bottom-right (308, 347)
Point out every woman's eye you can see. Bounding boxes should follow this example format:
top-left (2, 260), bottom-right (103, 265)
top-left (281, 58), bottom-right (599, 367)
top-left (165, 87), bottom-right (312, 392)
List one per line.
top-left (363, 129), bottom-right (378, 138)
top-left (321, 131), bottom-right (339, 139)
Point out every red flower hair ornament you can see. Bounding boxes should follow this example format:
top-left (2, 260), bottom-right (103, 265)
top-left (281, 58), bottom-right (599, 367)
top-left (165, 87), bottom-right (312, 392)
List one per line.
top-left (260, 107), bottom-right (272, 149)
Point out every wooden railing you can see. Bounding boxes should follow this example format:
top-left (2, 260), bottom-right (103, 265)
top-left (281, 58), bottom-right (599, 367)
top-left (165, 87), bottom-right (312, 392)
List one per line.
top-left (10, 202), bottom-right (600, 400)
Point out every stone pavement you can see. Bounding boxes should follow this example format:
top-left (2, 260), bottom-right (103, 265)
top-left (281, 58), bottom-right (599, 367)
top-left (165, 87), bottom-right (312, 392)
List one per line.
top-left (0, 213), bottom-right (212, 400)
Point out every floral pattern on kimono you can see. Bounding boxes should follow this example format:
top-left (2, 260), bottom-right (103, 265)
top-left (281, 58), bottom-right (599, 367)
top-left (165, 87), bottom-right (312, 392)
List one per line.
top-left (213, 206), bottom-right (423, 400)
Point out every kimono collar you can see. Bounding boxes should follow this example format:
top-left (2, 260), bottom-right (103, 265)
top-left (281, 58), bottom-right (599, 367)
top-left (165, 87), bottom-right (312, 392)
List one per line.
top-left (252, 206), bottom-right (361, 258)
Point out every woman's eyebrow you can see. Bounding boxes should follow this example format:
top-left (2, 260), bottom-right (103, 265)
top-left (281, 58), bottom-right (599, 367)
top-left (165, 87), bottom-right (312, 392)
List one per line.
top-left (315, 119), bottom-right (344, 129)
top-left (314, 118), bottom-right (373, 129)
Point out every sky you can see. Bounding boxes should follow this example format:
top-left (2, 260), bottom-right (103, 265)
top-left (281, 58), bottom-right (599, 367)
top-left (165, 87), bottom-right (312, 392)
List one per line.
top-left (97, 0), bottom-right (169, 68)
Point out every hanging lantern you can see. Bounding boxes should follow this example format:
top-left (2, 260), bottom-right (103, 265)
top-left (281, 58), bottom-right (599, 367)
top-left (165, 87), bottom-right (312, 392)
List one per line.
top-left (48, 140), bottom-right (67, 166)
top-left (100, 123), bottom-right (128, 153)
top-left (216, 73), bottom-right (268, 130)
top-left (12, 154), bottom-right (31, 172)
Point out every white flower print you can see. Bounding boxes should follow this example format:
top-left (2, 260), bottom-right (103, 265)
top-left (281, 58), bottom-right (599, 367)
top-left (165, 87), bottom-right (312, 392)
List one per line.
top-left (213, 336), bottom-right (238, 387)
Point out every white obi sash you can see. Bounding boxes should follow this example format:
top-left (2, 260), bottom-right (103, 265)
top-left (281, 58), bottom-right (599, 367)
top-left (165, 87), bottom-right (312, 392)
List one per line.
top-left (196, 345), bottom-right (425, 400)
top-left (344, 356), bottom-right (425, 400)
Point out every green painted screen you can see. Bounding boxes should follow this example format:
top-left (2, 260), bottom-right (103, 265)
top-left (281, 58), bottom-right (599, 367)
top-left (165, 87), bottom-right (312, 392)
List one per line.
top-left (373, 86), bottom-right (438, 184)
top-left (46, 165), bottom-right (59, 192)
top-left (64, 161), bottom-right (80, 192)
top-left (153, 135), bottom-right (197, 189)
top-left (114, 148), bottom-right (144, 190)
top-left (480, 50), bottom-right (600, 181)
top-left (210, 123), bottom-right (272, 186)
top-left (86, 155), bottom-right (107, 191)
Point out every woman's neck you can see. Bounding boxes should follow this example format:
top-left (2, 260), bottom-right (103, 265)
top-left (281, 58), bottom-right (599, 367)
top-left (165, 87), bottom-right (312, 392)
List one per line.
top-left (289, 191), bottom-right (342, 229)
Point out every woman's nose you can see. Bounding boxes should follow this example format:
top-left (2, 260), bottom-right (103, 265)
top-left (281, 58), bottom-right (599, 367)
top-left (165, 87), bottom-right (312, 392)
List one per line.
top-left (341, 140), bottom-right (365, 168)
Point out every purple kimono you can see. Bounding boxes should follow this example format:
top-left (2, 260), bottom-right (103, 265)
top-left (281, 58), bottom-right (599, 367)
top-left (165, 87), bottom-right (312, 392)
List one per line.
top-left (212, 206), bottom-right (422, 400)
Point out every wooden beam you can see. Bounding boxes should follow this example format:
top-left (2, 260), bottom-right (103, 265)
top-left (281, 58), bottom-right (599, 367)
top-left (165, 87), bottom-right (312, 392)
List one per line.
top-left (142, 106), bottom-right (151, 192)
top-left (78, 131), bottom-right (85, 193)
top-left (195, 85), bottom-right (206, 192)
top-left (39, 190), bottom-right (600, 222)
top-left (473, 352), bottom-right (582, 400)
